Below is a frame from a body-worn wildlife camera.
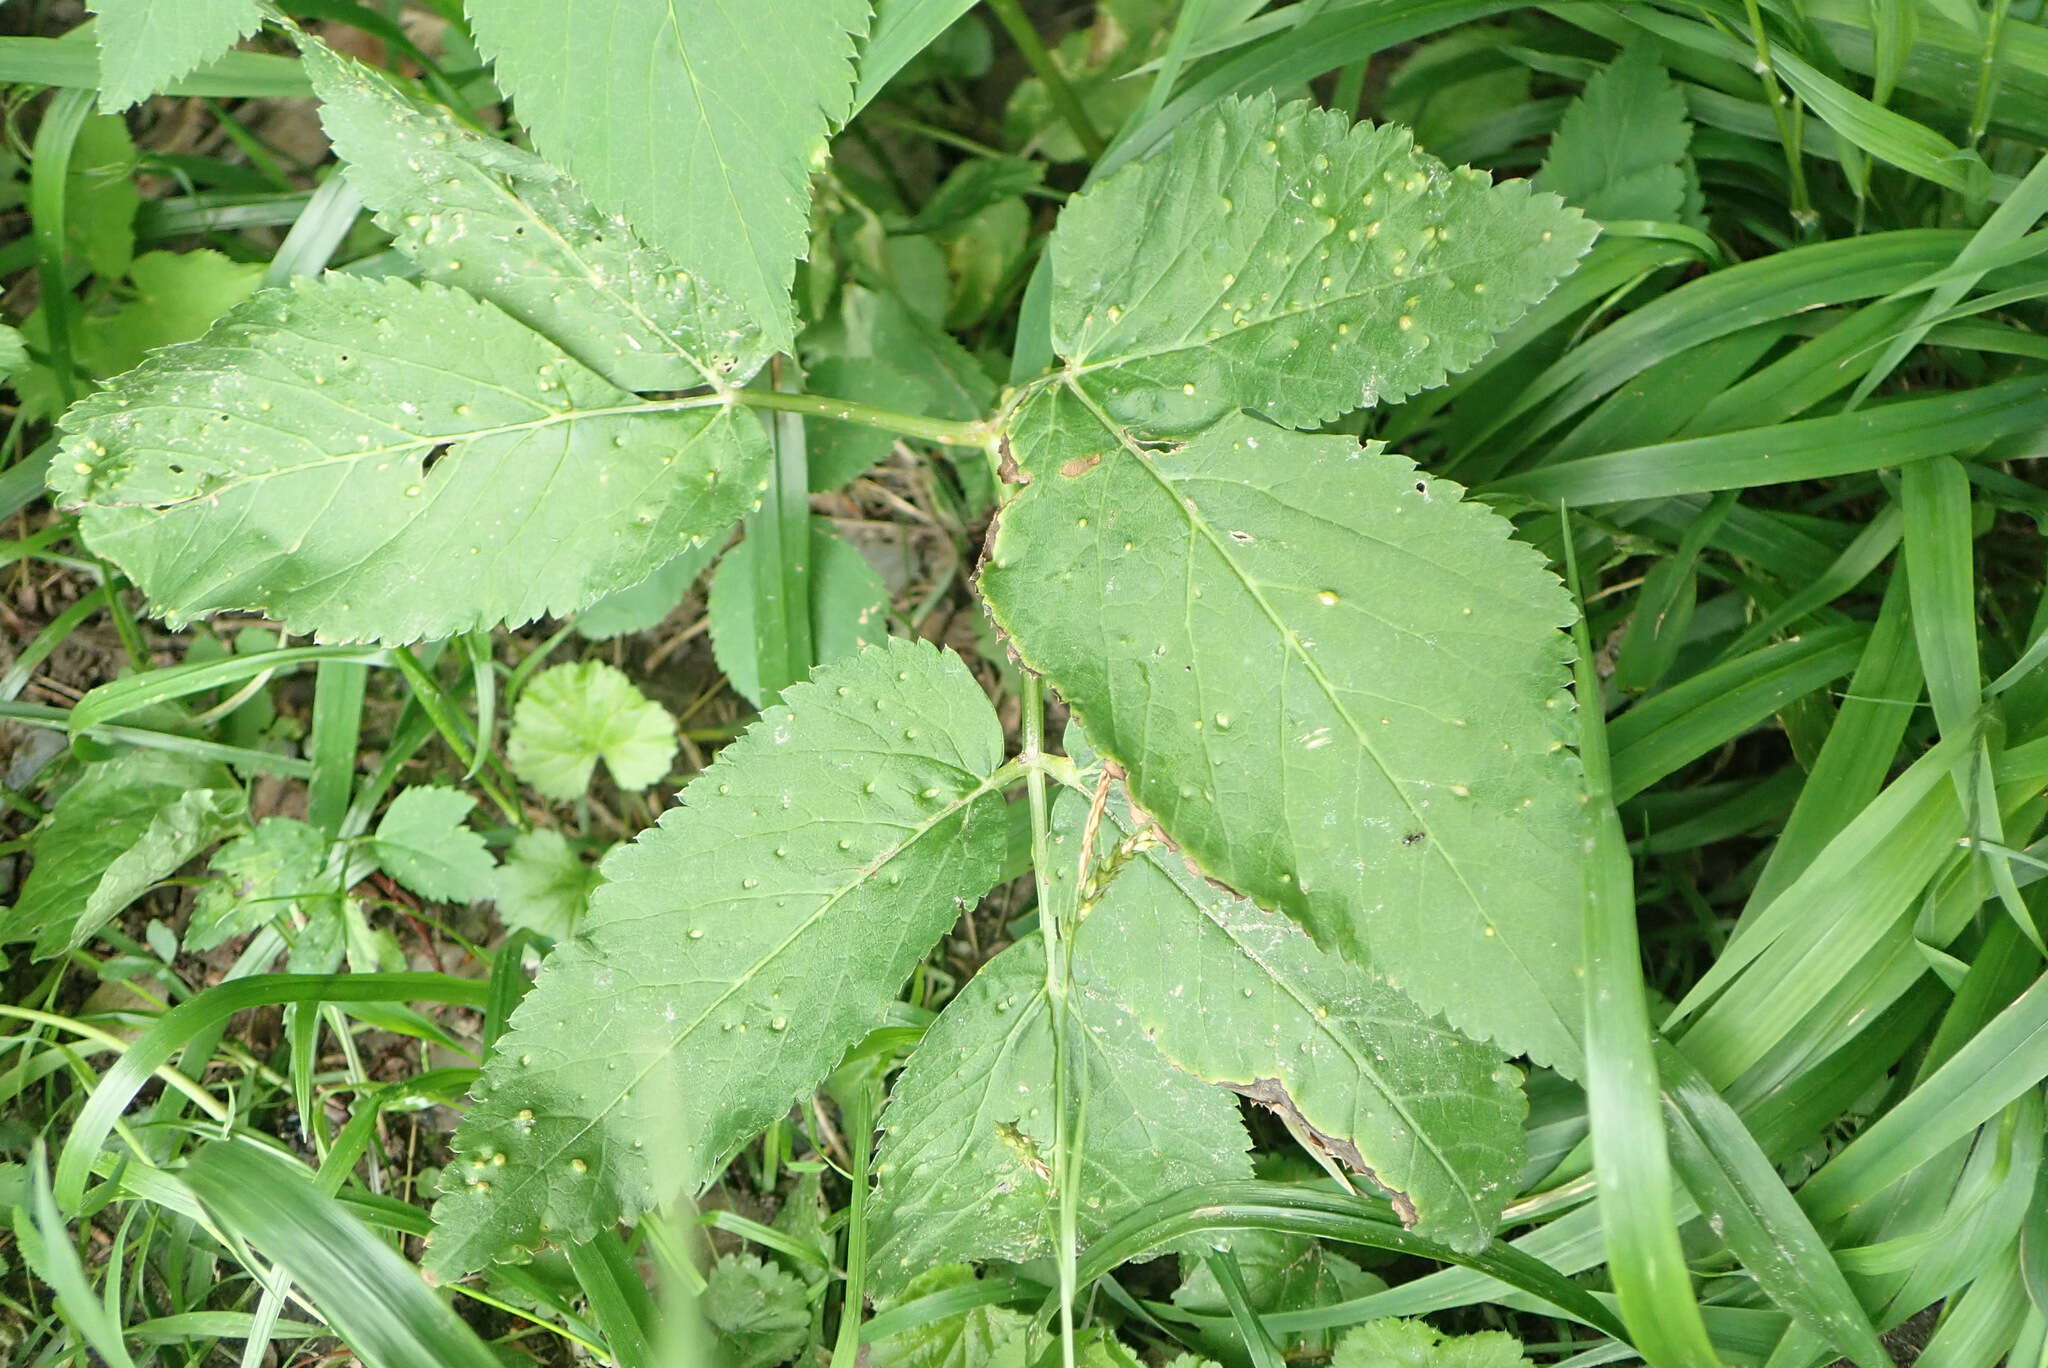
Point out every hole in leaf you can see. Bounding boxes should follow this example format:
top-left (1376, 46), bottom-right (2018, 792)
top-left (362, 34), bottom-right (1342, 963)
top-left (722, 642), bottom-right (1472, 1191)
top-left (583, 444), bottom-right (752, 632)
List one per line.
top-left (423, 442), bottom-right (453, 475)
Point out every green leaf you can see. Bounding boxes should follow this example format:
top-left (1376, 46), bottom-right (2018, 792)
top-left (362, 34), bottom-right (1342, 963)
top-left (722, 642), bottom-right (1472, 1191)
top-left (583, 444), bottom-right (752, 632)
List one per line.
top-left (183, 1143), bottom-right (502, 1368)
top-left (575, 537), bottom-right (724, 641)
top-left (1039, 92), bottom-right (1593, 440)
top-left (91, 0), bottom-right (265, 110)
top-left (371, 786), bottom-right (495, 904)
top-left (66, 113), bottom-right (138, 281)
top-left (1164, 1358), bottom-right (1224, 1368)
top-left (1331, 1318), bottom-right (1530, 1368)
top-left (507, 661), bottom-right (678, 801)
top-left (12, 249), bottom-right (265, 422)
top-left (868, 939), bottom-right (1253, 1296)
top-left (703, 1253), bottom-right (809, 1368)
top-left (81, 249), bottom-right (265, 374)
top-left (709, 518), bottom-right (890, 707)
top-left (1533, 43), bottom-right (1697, 224)
top-left (428, 639), bottom-right (1011, 1277)
top-left (1170, 1230), bottom-right (1379, 1354)
top-left (0, 322), bottom-right (25, 379)
top-left (866, 1265), bottom-right (1033, 1368)
top-left (189, 816), bottom-right (335, 951)
top-left (465, 0), bottom-right (870, 351)
top-left (53, 274), bottom-right (767, 643)
top-left (3, 748), bottom-right (245, 958)
top-left (980, 414), bottom-right (1586, 1072)
top-left (303, 39), bottom-right (770, 394)
top-left (853, 0), bottom-right (982, 111)
top-left (1054, 770), bottom-right (1527, 1252)
top-left (491, 830), bottom-right (601, 941)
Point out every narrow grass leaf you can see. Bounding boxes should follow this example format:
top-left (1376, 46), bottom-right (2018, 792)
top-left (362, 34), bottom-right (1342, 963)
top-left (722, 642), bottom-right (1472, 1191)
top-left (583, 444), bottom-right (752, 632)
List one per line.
top-left (1800, 965), bottom-right (2048, 1223)
top-left (1903, 455), bottom-right (1981, 741)
top-left (1657, 1042), bottom-right (1890, 1368)
top-left (1564, 530), bottom-right (1718, 1365)
top-left (183, 1142), bottom-right (500, 1368)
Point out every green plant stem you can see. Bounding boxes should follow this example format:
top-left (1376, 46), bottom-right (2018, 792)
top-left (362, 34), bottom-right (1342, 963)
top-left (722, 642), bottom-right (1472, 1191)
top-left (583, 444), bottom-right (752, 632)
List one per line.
top-left (1737, 0), bottom-right (1816, 232)
top-left (1969, 0), bottom-right (2012, 147)
top-left (829, 1079), bottom-right (878, 1368)
top-left (1020, 672), bottom-right (1078, 1368)
top-left (984, 0), bottom-right (1106, 160)
top-left (29, 87), bottom-right (91, 410)
top-left (731, 388), bottom-right (990, 448)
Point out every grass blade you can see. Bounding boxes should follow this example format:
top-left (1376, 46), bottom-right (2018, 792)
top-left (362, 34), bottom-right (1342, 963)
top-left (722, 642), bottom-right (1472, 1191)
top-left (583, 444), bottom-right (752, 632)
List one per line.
top-left (183, 1142), bottom-right (500, 1368)
top-left (1564, 523), bottom-right (1719, 1365)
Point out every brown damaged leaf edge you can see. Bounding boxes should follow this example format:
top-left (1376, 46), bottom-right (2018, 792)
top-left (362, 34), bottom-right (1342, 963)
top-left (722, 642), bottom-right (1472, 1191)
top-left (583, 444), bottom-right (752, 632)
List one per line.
top-left (1225, 1077), bottom-right (1421, 1227)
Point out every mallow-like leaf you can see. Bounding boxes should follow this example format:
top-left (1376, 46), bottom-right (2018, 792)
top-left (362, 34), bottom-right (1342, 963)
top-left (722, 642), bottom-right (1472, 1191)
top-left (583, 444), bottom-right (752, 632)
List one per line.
top-left (302, 40), bottom-right (768, 394)
top-left (980, 416), bottom-right (1586, 1072)
top-left (92, 0), bottom-right (264, 111)
top-left (52, 274), bottom-right (766, 643)
top-left (466, 0), bottom-right (870, 351)
top-left (429, 638), bottom-right (1010, 1277)
top-left (868, 939), bottom-right (1252, 1296)
top-left (1049, 768), bottom-right (1526, 1251)
top-left (1041, 92), bottom-right (1594, 440)
top-left (506, 661), bottom-right (678, 800)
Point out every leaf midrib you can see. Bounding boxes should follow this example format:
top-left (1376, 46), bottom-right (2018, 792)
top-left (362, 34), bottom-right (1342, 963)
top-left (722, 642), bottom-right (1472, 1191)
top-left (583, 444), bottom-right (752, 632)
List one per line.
top-left (84, 393), bottom-right (728, 511)
top-left (459, 757), bottom-right (1012, 1254)
top-left (1056, 380), bottom-right (1566, 1027)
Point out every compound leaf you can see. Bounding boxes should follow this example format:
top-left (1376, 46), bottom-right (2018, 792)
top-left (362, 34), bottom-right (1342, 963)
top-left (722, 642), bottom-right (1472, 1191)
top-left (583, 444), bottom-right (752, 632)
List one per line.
top-left (492, 830), bottom-right (603, 941)
top-left (304, 39), bottom-right (769, 393)
top-left (703, 1253), bottom-right (810, 1368)
top-left (1331, 1317), bottom-right (1531, 1368)
top-left (1042, 92), bottom-right (1593, 441)
top-left (981, 415), bottom-right (1586, 1072)
top-left (709, 518), bottom-right (890, 707)
top-left (2, 748), bottom-right (244, 958)
top-left (53, 274), bottom-right (766, 643)
top-left (428, 639), bottom-right (1010, 1277)
top-left (1051, 770), bottom-right (1526, 1252)
top-left (466, 0), bottom-right (870, 351)
top-left (868, 939), bottom-right (1252, 1296)
top-left (92, 0), bottom-right (263, 110)
top-left (866, 1265), bottom-right (1032, 1368)
top-left (189, 816), bottom-right (336, 951)
top-left (507, 661), bottom-right (678, 801)
top-left (372, 786), bottom-right (495, 905)
top-left (1534, 44), bottom-right (1697, 224)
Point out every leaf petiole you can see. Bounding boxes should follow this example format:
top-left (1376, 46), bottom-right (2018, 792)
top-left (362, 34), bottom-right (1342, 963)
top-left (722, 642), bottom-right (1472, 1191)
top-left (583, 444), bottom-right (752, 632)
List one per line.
top-left (730, 388), bottom-right (990, 448)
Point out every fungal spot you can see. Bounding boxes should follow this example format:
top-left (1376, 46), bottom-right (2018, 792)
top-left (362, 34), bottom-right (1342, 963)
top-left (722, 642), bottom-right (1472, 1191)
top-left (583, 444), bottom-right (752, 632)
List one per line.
top-left (1398, 316), bottom-right (1413, 331)
top-left (1317, 590), bottom-right (1340, 606)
